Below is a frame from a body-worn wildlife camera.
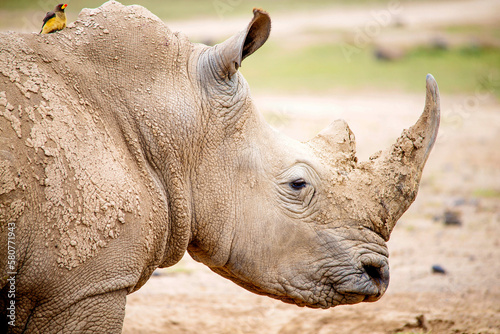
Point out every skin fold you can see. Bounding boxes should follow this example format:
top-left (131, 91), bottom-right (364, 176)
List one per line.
top-left (0, 2), bottom-right (439, 333)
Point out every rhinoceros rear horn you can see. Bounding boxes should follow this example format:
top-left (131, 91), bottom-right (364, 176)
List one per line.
top-left (308, 119), bottom-right (357, 165)
top-left (212, 8), bottom-right (271, 78)
top-left (370, 74), bottom-right (440, 237)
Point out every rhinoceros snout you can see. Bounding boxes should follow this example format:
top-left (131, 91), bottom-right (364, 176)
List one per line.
top-left (361, 259), bottom-right (390, 302)
top-left (336, 256), bottom-right (390, 304)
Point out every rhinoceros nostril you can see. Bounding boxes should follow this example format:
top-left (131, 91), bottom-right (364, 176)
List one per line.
top-left (363, 260), bottom-right (390, 298)
top-left (363, 264), bottom-right (382, 282)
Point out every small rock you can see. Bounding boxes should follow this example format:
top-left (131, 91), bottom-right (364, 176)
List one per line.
top-left (392, 314), bottom-right (428, 333)
top-left (431, 36), bottom-right (449, 50)
top-left (444, 209), bottom-right (462, 226)
top-left (373, 46), bottom-right (405, 61)
top-left (432, 264), bottom-right (446, 274)
top-left (453, 197), bottom-right (466, 206)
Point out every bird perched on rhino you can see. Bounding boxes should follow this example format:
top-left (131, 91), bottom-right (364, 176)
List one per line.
top-left (40, 3), bottom-right (68, 34)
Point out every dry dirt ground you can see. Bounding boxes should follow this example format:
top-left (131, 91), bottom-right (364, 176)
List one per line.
top-left (122, 90), bottom-right (500, 334)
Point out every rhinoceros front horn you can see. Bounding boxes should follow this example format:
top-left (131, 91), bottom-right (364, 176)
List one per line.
top-left (369, 74), bottom-right (440, 238)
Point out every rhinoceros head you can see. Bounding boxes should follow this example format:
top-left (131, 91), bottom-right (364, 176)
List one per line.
top-left (181, 10), bottom-right (440, 308)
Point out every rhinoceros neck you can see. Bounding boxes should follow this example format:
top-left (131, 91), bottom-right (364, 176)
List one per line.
top-left (62, 4), bottom-right (197, 268)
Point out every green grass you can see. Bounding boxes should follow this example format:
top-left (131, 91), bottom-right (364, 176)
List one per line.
top-left (472, 188), bottom-right (500, 198)
top-left (445, 24), bottom-right (500, 40)
top-left (241, 42), bottom-right (500, 95)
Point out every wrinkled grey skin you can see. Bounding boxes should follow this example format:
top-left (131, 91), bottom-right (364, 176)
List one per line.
top-left (0, 2), bottom-right (440, 333)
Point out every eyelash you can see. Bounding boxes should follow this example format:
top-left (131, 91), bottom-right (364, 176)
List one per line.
top-left (289, 179), bottom-right (307, 190)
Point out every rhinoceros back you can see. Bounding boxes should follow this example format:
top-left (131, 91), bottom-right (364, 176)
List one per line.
top-left (0, 29), bottom-right (145, 276)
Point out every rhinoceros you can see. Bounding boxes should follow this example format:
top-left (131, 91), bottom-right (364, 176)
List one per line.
top-left (0, 1), bottom-right (440, 332)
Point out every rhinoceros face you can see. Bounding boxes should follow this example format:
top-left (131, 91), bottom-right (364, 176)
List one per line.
top-left (187, 9), bottom-right (439, 308)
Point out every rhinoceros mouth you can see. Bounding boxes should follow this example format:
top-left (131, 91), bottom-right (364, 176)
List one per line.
top-left (211, 259), bottom-right (389, 309)
top-left (269, 280), bottom-right (386, 309)
top-left (209, 225), bottom-right (391, 309)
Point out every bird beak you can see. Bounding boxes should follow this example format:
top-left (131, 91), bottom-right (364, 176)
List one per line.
top-left (62, 4), bottom-right (67, 9)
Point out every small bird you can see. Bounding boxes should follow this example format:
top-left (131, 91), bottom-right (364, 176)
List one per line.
top-left (40, 4), bottom-right (68, 34)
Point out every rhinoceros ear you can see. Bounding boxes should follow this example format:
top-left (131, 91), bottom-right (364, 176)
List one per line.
top-left (211, 8), bottom-right (271, 78)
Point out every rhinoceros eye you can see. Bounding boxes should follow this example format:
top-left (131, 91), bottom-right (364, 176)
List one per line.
top-left (289, 179), bottom-right (307, 190)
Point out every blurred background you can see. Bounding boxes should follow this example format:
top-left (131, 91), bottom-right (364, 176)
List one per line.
top-left (1, 0), bottom-right (499, 96)
top-left (2, 1), bottom-right (499, 333)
